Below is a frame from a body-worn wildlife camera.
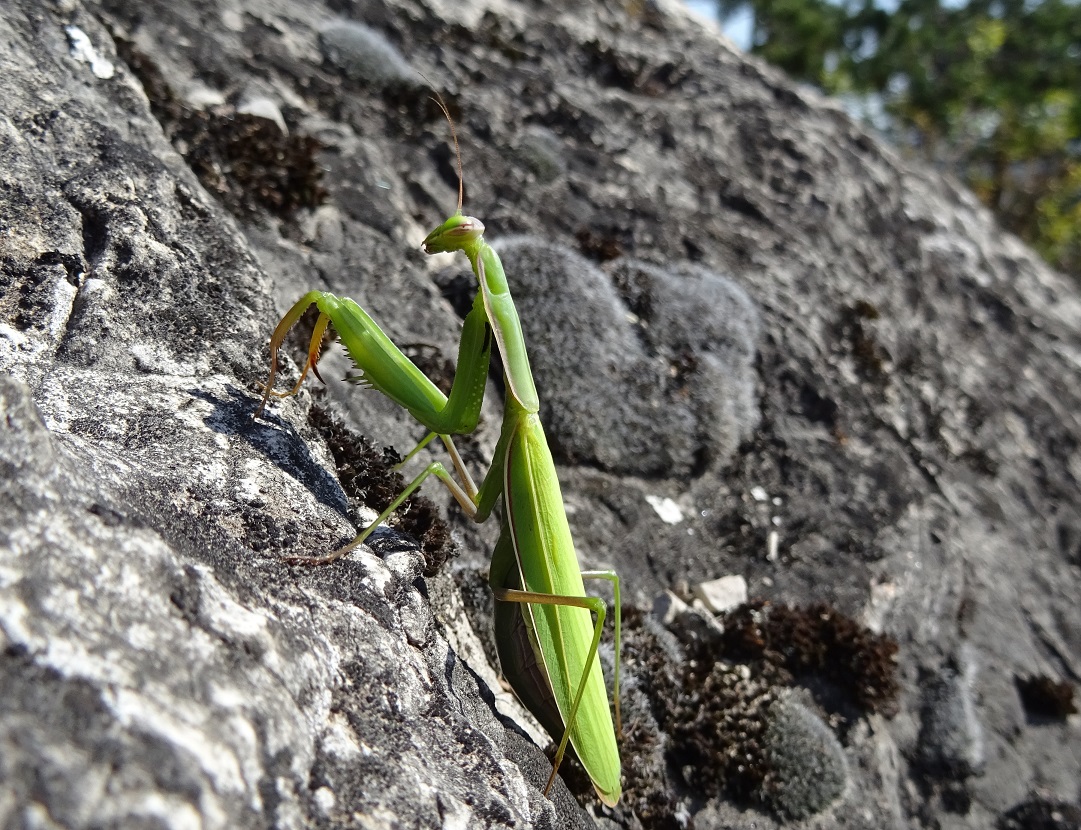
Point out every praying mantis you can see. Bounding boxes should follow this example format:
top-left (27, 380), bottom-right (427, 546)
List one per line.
top-left (255, 103), bottom-right (622, 806)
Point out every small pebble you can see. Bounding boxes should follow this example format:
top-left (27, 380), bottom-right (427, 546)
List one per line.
top-left (693, 574), bottom-right (748, 614)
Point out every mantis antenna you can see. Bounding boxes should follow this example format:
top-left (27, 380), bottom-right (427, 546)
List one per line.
top-left (428, 90), bottom-right (464, 215)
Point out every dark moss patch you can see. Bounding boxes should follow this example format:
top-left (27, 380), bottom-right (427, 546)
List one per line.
top-left (620, 607), bottom-right (831, 822)
top-left (575, 226), bottom-right (626, 262)
top-left (999, 795), bottom-right (1081, 830)
top-left (399, 344), bottom-right (456, 397)
top-left (307, 404), bottom-right (455, 576)
top-left (175, 111), bottom-right (324, 219)
top-left (720, 600), bottom-right (900, 715)
top-left (613, 683), bottom-right (675, 829)
top-left (242, 510), bottom-right (302, 555)
top-left (113, 38), bottom-right (182, 125)
top-left (1015, 675), bottom-right (1078, 720)
top-left (614, 601), bottom-right (897, 826)
top-left (114, 38), bottom-right (324, 220)
top-left (671, 660), bottom-right (781, 802)
top-left (835, 300), bottom-right (889, 383)
top-left (615, 610), bottom-right (697, 828)
top-left (618, 609), bottom-right (787, 818)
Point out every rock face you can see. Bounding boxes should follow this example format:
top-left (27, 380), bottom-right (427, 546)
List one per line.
top-left (1, 0), bottom-right (1079, 828)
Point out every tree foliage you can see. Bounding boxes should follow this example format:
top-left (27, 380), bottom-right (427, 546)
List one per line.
top-left (719, 0), bottom-right (1081, 277)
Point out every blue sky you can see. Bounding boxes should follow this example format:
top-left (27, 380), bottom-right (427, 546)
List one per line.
top-left (684, 0), bottom-right (755, 49)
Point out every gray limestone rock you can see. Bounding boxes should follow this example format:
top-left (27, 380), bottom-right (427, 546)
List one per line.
top-left (919, 650), bottom-right (987, 779)
top-left (489, 238), bottom-right (760, 477)
top-left (3, 0), bottom-right (1080, 827)
top-left (318, 20), bottom-right (421, 89)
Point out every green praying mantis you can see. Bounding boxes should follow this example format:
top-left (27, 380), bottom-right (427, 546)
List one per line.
top-left (254, 103), bottom-right (622, 806)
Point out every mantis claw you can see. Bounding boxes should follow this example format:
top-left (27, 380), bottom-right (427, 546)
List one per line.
top-left (283, 537), bottom-right (363, 567)
top-left (285, 553), bottom-right (349, 567)
top-left (254, 295), bottom-right (332, 419)
top-left (283, 554), bottom-right (333, 566)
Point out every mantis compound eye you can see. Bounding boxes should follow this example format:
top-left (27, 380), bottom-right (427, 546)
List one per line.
top-left (421, 214), bottom-right (485, 254)
top-left (451, 217), bottom-right (484, 241)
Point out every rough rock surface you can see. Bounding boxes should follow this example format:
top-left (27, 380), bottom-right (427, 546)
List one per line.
top-left (2, 0), bottom-right (1079, 828)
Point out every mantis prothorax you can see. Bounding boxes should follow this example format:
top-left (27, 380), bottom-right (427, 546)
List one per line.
top-left (255, 99), bottom-right (622, 806)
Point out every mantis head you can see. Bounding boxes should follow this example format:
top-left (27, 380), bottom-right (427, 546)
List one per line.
top-left (419, 89), bottom-right (486, 256)
top-left (422, 213), bottom-right (485, 254)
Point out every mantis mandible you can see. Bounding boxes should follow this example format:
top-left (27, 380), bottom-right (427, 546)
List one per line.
top-left (255, 101), bottom-right (622, 806)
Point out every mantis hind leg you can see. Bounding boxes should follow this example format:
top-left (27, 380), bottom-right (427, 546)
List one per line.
top-left (491, 586), bottom-right (608, 797)
top-left (580, 570), bottom-right (621, 734)
top-left (396, 433), bottom-right (479, 498)
top-left (290, 431), bottom-right (491, 566)
top-left (287, 457), bottom-right (479, 566)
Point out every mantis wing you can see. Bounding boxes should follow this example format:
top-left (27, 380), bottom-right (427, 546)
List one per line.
top-left (499, 408), bottom-right (621, 806)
